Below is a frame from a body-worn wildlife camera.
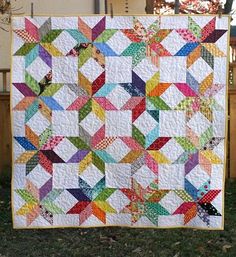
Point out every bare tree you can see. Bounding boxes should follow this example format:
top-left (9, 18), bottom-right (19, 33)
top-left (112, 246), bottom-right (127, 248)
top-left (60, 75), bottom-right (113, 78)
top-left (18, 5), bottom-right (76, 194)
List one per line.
top-left (146, 0), bottom-right (234, 14)
top-left (145, 0), bottom-right (154, 14)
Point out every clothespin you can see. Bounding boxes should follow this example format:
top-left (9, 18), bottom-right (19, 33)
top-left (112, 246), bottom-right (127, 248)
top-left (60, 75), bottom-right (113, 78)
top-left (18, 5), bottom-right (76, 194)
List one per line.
top-left (31, 2), bottom-right (34, 18)
top-left (105, 0), bottom-right (108, 14)
top-left (218, 3), bottom-right (223, 18)
top-left (110, 3), bottom-right (113, 18)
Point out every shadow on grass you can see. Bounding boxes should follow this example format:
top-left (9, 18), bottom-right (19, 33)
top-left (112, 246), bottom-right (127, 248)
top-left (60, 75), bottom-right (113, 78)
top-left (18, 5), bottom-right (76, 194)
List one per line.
top-left (0, 179), bottom-right (236, 257)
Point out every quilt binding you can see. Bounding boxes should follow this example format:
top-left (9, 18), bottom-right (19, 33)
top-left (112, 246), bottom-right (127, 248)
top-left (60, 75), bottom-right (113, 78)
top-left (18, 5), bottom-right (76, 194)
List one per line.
top-left (10, 14), bottom-right (231, 230)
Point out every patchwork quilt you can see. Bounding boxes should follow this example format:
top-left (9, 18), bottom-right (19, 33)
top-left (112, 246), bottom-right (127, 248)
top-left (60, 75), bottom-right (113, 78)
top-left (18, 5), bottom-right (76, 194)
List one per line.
top-left (11, 15), bottom-right (229, 229)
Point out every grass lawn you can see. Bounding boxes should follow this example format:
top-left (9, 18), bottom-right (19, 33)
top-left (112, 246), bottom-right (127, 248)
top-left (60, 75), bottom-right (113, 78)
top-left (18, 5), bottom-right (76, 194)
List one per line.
top-left (0, 180), bottom-right (236, 257)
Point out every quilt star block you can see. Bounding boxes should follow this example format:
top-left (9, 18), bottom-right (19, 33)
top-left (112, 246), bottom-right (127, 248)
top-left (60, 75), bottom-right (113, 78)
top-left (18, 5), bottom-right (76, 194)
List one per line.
top-left (12, 15), bottom-right (229, 229)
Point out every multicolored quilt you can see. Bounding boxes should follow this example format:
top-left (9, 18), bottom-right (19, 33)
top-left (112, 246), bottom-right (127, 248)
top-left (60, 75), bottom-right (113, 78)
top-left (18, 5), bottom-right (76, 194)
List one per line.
top-left (11, 15), bottom-right (229, 229)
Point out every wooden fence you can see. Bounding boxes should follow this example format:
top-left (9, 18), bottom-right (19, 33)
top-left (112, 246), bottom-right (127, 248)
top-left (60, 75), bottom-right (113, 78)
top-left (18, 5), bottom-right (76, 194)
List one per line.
top-left (229, 89), bottom-right (236, 178)
top-left (0, 69), bottom-right (11, 173)
top-left (0, 69), bottom-right (236, 178)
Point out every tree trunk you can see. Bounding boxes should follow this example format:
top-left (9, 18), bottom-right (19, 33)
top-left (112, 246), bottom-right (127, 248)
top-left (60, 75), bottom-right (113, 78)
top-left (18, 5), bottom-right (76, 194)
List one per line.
top-left (145, 0), bottom-right (154, 14)
top-left (224, 0), bottom-right (234, 14)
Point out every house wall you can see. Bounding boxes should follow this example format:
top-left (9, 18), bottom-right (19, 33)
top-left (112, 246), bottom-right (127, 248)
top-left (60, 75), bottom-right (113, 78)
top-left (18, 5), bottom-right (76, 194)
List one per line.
top-left (105, 0), bottom-right (146, 14)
